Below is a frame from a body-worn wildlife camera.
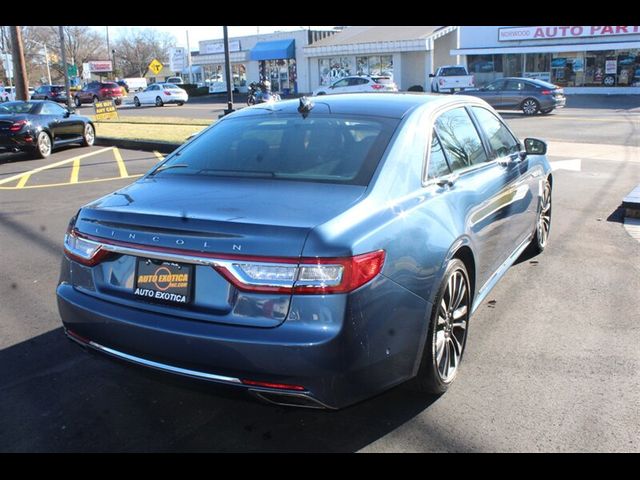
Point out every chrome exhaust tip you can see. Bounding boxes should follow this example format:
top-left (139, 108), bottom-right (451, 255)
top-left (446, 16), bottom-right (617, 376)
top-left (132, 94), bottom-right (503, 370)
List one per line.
top-left (248, 389), bottom-right (334, 410)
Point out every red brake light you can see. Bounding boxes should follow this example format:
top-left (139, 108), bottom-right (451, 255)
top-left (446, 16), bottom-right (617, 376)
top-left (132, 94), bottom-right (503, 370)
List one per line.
top-left (370, 84), bottom-right (384, 90)
top-left (240, 380), bottom-right (306, 391)
top-left (164, 90), bottom-right (172, 95)
top-left (9, 120), bottom-right (28, 131)
top-left (541, 90), bottom-right (552, 95)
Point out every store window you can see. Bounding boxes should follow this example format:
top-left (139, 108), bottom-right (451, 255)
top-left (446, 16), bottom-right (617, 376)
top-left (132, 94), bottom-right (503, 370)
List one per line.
top-left (551, 52), bottom-right (585, 87)
top-left (524, 53), bottom-right (551, 82)
top-left (202, 63), bottom-right (247, 89)
top-left (467, 54), bottom-right (504, 86)
top-left (319, 57), bottom-right (353, 86)
top-left (355, 55), bottom-right (393, 77)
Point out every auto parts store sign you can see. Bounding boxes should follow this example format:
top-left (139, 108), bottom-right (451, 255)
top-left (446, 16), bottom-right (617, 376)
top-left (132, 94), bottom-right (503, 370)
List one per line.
top-left (499, 26), bottom-right (640, 41)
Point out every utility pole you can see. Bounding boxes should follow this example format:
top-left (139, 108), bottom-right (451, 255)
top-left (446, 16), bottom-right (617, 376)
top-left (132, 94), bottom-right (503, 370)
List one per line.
top-left (222, 26), bottom-right (234, 115)
top-left (1, 26), bottom-right (13, 88)
top-left (9, 26), bottom-right (29, 101)
top-left (186, 30), bottom-right (193, 84)
top-left (58, 26), bottom-right (72, 109)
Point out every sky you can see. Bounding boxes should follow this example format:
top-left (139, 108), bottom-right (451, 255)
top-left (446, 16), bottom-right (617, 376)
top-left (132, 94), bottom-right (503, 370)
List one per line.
top-left (91, 26), bottom-right (337, 51)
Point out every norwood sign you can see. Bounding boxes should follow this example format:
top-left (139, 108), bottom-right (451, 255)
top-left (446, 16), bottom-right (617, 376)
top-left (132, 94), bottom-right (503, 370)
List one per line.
top-left (499, 26), bottom-right (640, 41)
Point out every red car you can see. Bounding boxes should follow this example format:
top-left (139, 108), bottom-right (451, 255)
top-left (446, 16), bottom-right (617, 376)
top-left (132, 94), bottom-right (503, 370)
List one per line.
top-left (73, 81), bottom-right (124, 107)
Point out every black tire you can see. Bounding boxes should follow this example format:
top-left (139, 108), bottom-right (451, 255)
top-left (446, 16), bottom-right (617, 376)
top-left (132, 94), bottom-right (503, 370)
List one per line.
top-left (74, 96), bottom-right (81, 108)
top-left (603, 75), bottom-right (616, 87)
top-left (528, 178), bottom-right (552, 254)
top-left (411, 258), bottom-right (471, 394)
top-left (316, 91), bottom-right (326, 96)
top-left (177, 101), bottom-right (184, 106)
top-left (540, 108), bottom-right (554, 115)
top-left (408, 85), bottom-right (424, 92)
top-left (521, 98), bottom-right (540, 115)
top-left (82, 123), bottom-right (95, 147)
top-left (35, 131), bottom-right (52, 159)
top-left (155, 96), bottom-right (164, 107)
top-left (114, 98), bottom-right (122, 106)
top-left (134, 96), bottom-right (141, 107)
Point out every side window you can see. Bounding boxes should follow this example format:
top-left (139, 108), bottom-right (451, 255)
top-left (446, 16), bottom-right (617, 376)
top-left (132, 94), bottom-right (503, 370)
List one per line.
top-left (485, 80), bottom-right (505, 91)
top-left (333, 79), bottom-right (349, 88)
top-left (435, 107), bottom-right (488, 171)
top-left (36, 87), bottom-right (45, 94)
top-left (505, 80), bottom-right (525, 91)
top-left (471, 107), bottom-right (520, 159)
top-left (427, 132), bottom-right (452, 180)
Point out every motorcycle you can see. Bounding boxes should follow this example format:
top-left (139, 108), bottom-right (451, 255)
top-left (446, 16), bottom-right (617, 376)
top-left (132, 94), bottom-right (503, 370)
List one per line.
top-left (247, 82), bottom-right (281, 106)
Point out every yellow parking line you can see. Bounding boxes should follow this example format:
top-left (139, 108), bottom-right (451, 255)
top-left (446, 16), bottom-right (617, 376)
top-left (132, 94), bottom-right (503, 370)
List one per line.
top-left (0, 147), bottom-right (115, 186)
top-left (16, 173), bottom-right (31, 188)
top-left (70, 158), bottom-right (81, 183)
top-left (113, 147), bottom-right (129, 178)
top-left (153, 151), bottom-right (164, 162)
top-left (0, 174), bottom-right (143, 190)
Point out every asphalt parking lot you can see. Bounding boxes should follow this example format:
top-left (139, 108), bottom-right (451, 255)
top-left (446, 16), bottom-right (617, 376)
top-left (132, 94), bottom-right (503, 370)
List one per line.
top-left (0, 98), bottom-right (638, 452)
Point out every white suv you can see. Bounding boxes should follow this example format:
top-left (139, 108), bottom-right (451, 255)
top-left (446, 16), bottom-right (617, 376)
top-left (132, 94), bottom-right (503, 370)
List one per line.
top-left (313, 75), bottom-right (398, 96)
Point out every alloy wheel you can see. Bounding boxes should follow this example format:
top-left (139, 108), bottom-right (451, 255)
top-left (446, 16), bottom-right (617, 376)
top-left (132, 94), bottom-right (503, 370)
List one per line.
top-left (84, 124), bottom-right (95, 146)
top-left (522, 99), bottom-right (539, 115)
top-left (38, 132), bottom-right (51, 157)
top-left (433, 268), bottom-right (469, 383)
top-left (537, 181), bottom-right (552, 249)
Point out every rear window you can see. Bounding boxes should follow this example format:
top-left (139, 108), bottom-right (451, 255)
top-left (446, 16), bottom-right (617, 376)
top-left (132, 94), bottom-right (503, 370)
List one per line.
top-left (151, 114), bottom-right (399, 185)
top-left (0, 102), bottom-right (37, 114)
top-left (528, 79), bottom-right (557, 89)
top-left (51, 86), bottom-right (64, 92)
top-left (162, 84), bottom-right (182, 89)
top-left (439, 67), bottom-right (468, 76)
top-left (372, 77), bottom-right (394, 85)
top-left (101, 83), bottom-right (119, 88)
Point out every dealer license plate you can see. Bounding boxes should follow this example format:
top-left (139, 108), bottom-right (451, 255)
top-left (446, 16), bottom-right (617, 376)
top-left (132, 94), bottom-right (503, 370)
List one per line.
top-left (134, 258), bottom-right (193, 305)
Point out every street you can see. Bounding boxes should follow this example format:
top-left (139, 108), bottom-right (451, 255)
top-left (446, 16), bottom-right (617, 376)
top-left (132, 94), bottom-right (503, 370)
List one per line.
top-left (0, 98), bottom-right (638, 452)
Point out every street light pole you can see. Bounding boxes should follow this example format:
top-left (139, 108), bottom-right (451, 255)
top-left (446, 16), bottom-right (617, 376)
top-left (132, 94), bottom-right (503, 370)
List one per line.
top-left (222, 25), bottom-right (234, 115)
top-left (58, 26), bottom-right (72, 109)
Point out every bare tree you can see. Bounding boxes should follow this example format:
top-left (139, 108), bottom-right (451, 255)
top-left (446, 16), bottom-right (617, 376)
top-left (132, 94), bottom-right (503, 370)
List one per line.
top-left (113, 28), bottom-right (176, 77)
top-left (30, 26), bottom-right (106, 81)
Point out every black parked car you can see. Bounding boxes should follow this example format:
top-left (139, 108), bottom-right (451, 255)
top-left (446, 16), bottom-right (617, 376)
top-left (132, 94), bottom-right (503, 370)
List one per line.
top-left (0, 101), bottom-right (95, 158)
top-left (456, 77), bottom-right (566, 115)
top-left (30, 85), bottom-right (68, 103)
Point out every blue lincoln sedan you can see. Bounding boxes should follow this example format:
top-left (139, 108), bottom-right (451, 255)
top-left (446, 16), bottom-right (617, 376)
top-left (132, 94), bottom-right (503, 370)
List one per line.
top-left (57, 93), bottom-right (552, 409)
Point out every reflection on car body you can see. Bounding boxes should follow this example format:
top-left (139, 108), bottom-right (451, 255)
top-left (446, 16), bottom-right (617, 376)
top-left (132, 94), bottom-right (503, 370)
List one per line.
top-left (57, 93), bottom-right (552, 409)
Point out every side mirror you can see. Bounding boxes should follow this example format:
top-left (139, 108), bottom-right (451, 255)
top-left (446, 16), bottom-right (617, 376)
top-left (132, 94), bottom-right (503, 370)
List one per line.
top-left (428, 73), bottom-right (435, 78)
top-left (523, 138), bottom-right (547, 155)
top-left (63, 109), bottom-right (71, 118)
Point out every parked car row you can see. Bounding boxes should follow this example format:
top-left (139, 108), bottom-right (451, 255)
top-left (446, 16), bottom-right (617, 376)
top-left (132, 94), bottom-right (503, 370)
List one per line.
top-left (311, 72), bottom-right (566, 115)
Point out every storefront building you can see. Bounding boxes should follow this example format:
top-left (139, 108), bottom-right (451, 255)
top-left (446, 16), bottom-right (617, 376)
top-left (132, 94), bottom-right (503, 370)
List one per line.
top-left (191, 29), bottom-right (335, 94)
top-left (452, 26), bottom-right (640, 93)
top-left (303, 26), bottom-right (460, 93)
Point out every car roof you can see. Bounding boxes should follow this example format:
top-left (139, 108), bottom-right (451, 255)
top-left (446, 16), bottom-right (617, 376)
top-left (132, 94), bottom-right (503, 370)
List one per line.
top-left (231, 92), bottom-right (477, 120)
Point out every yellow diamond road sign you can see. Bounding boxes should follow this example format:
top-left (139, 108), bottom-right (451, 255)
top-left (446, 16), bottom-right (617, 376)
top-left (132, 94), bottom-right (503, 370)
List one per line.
top-left (148, 58), bottom-right (163, 75)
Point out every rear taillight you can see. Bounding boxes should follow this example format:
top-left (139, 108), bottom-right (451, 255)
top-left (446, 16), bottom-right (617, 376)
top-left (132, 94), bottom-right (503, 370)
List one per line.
top-left (215, 250), bottom-right (385, 294)
top-left (9, 120), bottom-right (28, 131)
top-left (370, 84), bottom-right (384, 90)
top-left (62, 230), bottom-right (385, 294)
top-left (164, 90), bottom-right (172, 95)
top-left (541, 90), bottom-right (552, 95)
top-left (51, 91), bottom-right (59, 96)
top-left (63, 228), bottom-right (111, 266)
top-left (99, 88), bottom-right (109, 95)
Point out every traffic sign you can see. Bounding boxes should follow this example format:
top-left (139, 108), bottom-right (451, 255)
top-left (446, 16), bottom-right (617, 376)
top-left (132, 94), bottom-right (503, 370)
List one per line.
top-left (67, 64), bottom-right (77, 77)
top-left (148, 58), bottom-right (163, 75)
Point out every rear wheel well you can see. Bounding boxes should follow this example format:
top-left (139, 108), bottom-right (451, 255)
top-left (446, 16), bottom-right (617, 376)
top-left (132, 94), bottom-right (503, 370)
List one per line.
top-left (453, 246), bottom-right (476, 304)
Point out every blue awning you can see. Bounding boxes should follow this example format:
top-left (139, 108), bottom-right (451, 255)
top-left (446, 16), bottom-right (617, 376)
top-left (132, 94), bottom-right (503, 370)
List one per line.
top-left (250, 39), bottom-right (295, 61)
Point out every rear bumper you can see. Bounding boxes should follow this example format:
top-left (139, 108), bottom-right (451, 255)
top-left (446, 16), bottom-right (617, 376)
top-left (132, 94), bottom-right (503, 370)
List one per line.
top-left (57, 271), bottom-right (430, 409)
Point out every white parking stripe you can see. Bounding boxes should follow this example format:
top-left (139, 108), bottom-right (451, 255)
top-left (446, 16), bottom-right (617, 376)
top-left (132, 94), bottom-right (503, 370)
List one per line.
top-left (549, 159), bottom-right (581, 172)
